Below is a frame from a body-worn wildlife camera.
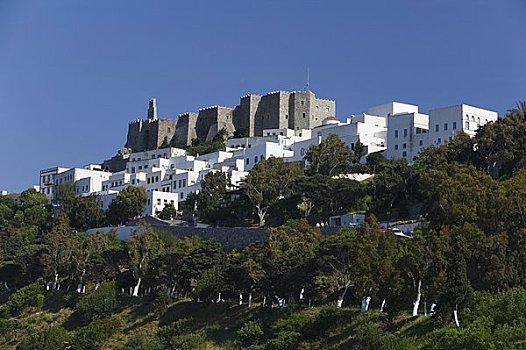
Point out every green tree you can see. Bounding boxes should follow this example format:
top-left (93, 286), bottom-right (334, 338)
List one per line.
top-left (305, 134), bottom-right (355, 176)
top-left (127, 225), bottom-right (164, 296)
top-left (70, 194), bottom-right (105, 231)
top-left (243, 157), bottom-right (301, 226)
top-left (41, 213), bottom-right (79, 290)
top-left (158, 203), bottom-right (177, 220)
top-left (107, 186), bottom-right (147, 225)
top-left (196, 171), bottom-right (229, 224)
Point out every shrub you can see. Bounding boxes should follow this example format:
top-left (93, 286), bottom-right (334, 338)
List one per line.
top-left (275, 312), bottom-right (314, 338)
top-left (237, 320), bottom-right (264, 346)
top-left (17, 326), bottom-right (71, 350)
top-left (265, 331), bottom-right (302, 350)
top-left (73, 316), bottom-right (122, 350)
top-left (153, 286), bottom-right (172, 316)
top-left (76, 281), bottom-right (117, 322)
top-left (4, 282), bottom-right (44, 316)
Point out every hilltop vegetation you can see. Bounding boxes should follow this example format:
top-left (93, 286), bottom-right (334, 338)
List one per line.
top-left (1, 103), bottom-right (526, 349)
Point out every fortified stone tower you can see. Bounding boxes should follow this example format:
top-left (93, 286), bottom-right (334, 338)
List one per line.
top-left (125, 99), bottom-right (177, 152)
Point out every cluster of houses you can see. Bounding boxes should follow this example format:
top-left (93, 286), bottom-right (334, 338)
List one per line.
top-left (38, 93), bottom-right (498, 224)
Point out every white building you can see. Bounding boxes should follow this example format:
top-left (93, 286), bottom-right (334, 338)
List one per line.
top-left (54, 165), bottom-right (112, 197)
top-left (385, 110), bottom-right (429, 161)
top-left (39, 166), bottom-right (70, 199)
top-left (428, 104), bottom-right (498, 146)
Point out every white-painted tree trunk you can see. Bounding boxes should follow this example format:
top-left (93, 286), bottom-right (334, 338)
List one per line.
top-left (263, 296), bottom-right (266, 306)
top-left (239, 292), bottom-right (243, 305)
top-left (412, 279), bottom-right (422, 317)
top-left (132, 277), bottom-right (141, 297)
top-left (361, 296), bottom-right (371, 312)
top-left (299, 287), bottom-right (304, 300)
top-left (95, 282), bottom-right (100, 290)
top-left (216, 292), bottom-right (222, 303)
top-left (454, 304), bottom-right (460, 327)
top-left (248, 293), bottom-right (252, 307)
top-left (4, 282), bottom-right (9, 290)
top-left (337, 298), bottom-right (343, 308)
top-left (76, 283), bottom-right (83, 293)
top-left (424, 300), bottom-right (428, 316)
top-left (430, 303), bottom-right (436, 314)
top-left (380, 299), bottom-right (386, 312)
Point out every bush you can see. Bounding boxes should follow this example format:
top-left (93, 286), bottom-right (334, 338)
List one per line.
top-left (275, 312), bottom-right (314, 338)
top-left (17, 326), bottom-right (71, 350)
top-left (308, 305), bottom-right (347, 338)
top-left (4, 282), bottom-right (44, 316)
top-left (265, 331), bottom-right (302, 350)
top-left (73, 316), bottom-right (122, 350)
top-left (115, 334), bottom-right (163, 350)
top-left (75, 281), bottom-right (117, 322)
top-left (237, 320), bottom-right (264, 346)
top-left (153, 286), bottom-right (171, 316)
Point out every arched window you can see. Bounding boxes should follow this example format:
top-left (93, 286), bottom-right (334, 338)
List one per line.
top-left (300, 148), bottom-right (305, 156)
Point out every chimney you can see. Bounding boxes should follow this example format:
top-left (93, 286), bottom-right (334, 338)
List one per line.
top-left (148, 98), bottom-right (158, 120)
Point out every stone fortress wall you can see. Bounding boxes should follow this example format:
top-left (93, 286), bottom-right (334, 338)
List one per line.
top-left (124, 90), bottom-right (336, 153)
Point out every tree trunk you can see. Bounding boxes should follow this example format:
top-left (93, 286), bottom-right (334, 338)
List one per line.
top-left (412, 279), bottom-right (422, 317)
top-left (256, 204), bottom-right (266, 227)
top-left (430, 302), bottom-right (436, 314)
top-left (454, 304), bottom-right (460, 327)
top-left (299, 287), bottom-right (304, 301)
top-left (337, 284), bottom-right (350, 308)
top-left (380, 299), bottom-right (386, 312)
top-left (239, 292), bottom-right (243, 305)
top-left (132, 277), bottom-right (142, 297)
top-left (248, 293), bottom-right (252, 307)
top-left (217, 292), bottom-right (222, 303)
top-left (361, 296), bottom-right (371, 312)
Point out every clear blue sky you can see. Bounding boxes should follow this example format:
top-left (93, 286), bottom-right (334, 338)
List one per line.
top-left (1, 0), bottom-right (525, 192)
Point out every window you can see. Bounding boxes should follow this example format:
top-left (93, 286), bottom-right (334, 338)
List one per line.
top-left (453, 122), bottom-right (457, 130)
top-left (300, 148), bottom-right (305, 156)
top-left (394, 144), bottom-right (399, 150)
top-left (261, 154), bottom-right (265, 160)
top-left (465, 121), bottom-right (469, 129)
top-left (300, 101), bottom-right (304, 106)
top-left (246, 158), bottom-right (249, 165)
top-left (402, 151), bottom-right (407, 157)
top-left (477, 117), bottom-right (481, 124)
top-left (444, 123), bottom-right (448, 131)
top-left (316, 106), bottom-right (319, 111)
top-left (131, 167), bottom-right (135, 173)
top-left (394, 130), bottom-right (399, 138)
top-left (435, 124), bottom-right (439, 132)
top-left (419, 140), bottom-right (423, 146)
top-left (178, 179), bottom-right (182, 188)
top-left (416, 128), bottom-right (421, 134)
top-left (180, 192), bottom-right (184, 199)
top-left (403, 143), bottom-right (407, 149)
top-left (303, 113), bottom-right (306, 118)
top-left (157, 198), bottom-right (161, 205)
top-left (403, 129), bottom-right (408, 137)
top-left (285, 114), bottom-right (288, 119)
top-left (254, 156), bottom-right (258, 163)
top-left (182, 179), bottom-right (186, 187)
top-left (437, 138), bottom-right (442, 144)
